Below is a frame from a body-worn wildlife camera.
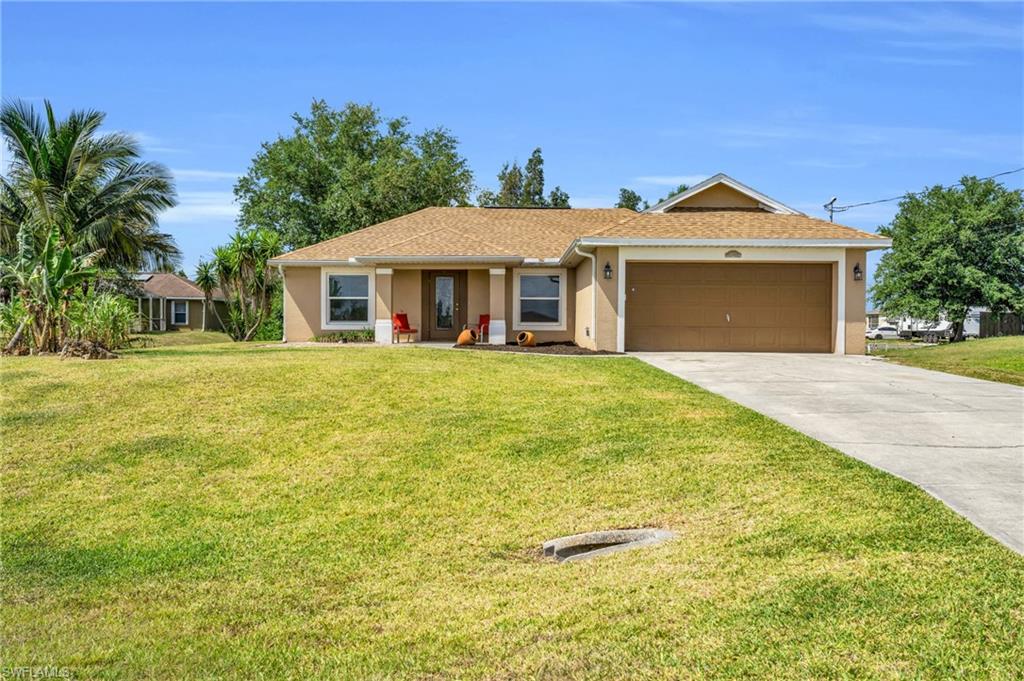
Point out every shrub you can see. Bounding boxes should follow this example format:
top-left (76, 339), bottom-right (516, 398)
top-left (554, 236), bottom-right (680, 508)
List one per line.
top-left (66, 291), bottom-right (138, 350)
top-left (311, 330), bottom-right (375, 343)
top-left (252, 281), bottom-right (284, 341)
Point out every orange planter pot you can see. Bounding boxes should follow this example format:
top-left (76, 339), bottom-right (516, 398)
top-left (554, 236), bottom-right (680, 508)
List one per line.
top-left (457, 328), bottom-right (479, 346)
top-left (516, 331), bottom-right (536, 347)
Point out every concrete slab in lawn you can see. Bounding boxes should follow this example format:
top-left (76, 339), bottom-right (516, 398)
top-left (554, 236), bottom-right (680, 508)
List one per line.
top-left (632, 352), bottom-right (1024, 554)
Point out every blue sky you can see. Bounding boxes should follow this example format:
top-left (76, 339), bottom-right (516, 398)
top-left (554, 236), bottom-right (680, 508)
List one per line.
top-left (3, 2), bottom-right (1022, 282)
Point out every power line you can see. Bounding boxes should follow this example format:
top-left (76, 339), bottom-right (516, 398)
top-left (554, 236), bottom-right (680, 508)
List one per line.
top-left (825, 167), bottom-right (1024, 220)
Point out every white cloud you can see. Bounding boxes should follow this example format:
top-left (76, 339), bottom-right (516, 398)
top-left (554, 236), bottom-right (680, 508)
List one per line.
top-left (171, 169), bottom-right (242, 182)
top-left (128, 131), bottom-right (184, 154)
top-left (789, 159), bottom-right (867, 170)
top-left (714, 123), bottom-right (1020, 162)
top-left (160, 191), bottom-right (238, 225)
top-left (871, 55), bottom-right (972, 67)
top-left (634, 175), bottom-right (708, 187)
top-left (808, 7), bottom-right (1022, 50)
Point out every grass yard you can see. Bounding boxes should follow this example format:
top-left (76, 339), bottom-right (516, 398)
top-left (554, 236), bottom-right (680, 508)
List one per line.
top-left (2, 344), bottom-right (1022, 679)
top-left (132, 329), bottom-right (233, 347)
top-left (872, 336), bottom-right (1024, 386)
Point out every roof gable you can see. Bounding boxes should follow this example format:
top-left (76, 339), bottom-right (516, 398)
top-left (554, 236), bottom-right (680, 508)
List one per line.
top-left (646, 173), bottom-right (802, 215)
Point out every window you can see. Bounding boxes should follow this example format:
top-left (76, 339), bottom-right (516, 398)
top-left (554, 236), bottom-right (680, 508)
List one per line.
top-left (322, 269), bottom-right (374, 328)
top-left (171, 300), bottom-right (188, 325)
top-left (514, 268), bottom-right (566, 330)
top-left (328, 275), bottom-right (369, 322)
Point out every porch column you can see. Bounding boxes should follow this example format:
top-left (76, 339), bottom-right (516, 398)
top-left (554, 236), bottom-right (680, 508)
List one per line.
top-left (835, 251), bottom-right (847, 355)
top-left (148, 297), bottom-right (154, 331)
top-left (488, 268), bottom-right (507, 344)
top-left (374, 268), bottom-right (394, 344)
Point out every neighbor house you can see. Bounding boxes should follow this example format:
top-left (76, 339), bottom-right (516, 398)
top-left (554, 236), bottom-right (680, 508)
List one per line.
top-left (133, 273), bottom-right (228, 332)
top-left (866, 310), bottom-right (900, 330)
top-left (268, 174), bottom-right (891, 354)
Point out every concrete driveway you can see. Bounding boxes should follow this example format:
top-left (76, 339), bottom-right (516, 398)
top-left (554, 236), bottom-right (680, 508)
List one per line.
top-left (632, 352), bottom-right (1024, 554)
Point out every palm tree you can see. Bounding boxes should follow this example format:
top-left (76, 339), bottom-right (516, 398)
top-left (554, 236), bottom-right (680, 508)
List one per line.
top-left (211, 228), bottom-right (281, 341)
top-left (193, 260), bottom-right (225, 332)
top-left (1, 99), bottom-right (180, 273)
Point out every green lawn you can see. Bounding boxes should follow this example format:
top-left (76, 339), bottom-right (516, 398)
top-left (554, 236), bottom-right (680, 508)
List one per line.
top-left (872, 336), bottom-right (1024, 386)
top-left (132, 329), bottom-right (233, 347)
top-left (2, 344), bottom-right (1022, 678)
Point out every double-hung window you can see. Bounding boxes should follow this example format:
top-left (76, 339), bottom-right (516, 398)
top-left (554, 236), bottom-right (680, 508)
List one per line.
top-left (323, 270), bottom-right (372, 328)
top-left (514, 269), bottom-right (566, 330)
top-left (171, 300), bottom-right (188, 325)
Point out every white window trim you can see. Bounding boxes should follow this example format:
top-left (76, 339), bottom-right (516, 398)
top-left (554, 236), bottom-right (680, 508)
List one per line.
top-left (321, 267), bottom-right (375, 330)
top-left (512, 267), bottom-right (567, 331)
top-left (170, 300), bottom-right (189, 326)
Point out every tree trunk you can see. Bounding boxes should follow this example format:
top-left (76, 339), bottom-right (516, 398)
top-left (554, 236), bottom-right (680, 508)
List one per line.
top-left (4, 318), bottom-right (27, 354)
top-left (208, 301), bottom-right (227, 335)
top-left (242, 313), bottom-right (265, 342)
top-left (951, 320), bottom-right (965, 342)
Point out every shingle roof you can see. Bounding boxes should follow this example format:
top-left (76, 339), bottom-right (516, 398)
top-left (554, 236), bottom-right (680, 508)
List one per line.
top-left (596, 209), bottom-right (885, 241)
top-left (273, 207), bottom-right (636, 262)
top-left (137, 273), bottom-right (225, 300)
top-left (270, 205), bottom-right (888, 264)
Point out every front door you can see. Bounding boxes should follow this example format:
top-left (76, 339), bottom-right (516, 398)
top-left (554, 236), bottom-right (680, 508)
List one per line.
top-left (426, 271), bottom-right (467, 340)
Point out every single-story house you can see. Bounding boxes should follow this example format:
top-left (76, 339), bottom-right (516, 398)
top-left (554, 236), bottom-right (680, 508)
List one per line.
top-left (133, 273), bottom-right (228, 332)
top-left (268, 174), bottom-right (891, 354)
top-left (866, 310), bottom-right (899, 330)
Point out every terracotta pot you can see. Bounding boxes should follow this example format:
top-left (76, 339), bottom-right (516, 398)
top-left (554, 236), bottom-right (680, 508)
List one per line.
top-left (516, 331), bottom-right (536, 347)
top-left (457, 328), bottom-right (478, 346)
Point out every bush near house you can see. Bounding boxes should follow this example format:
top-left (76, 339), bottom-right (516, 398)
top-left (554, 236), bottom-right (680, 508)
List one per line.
top-left (311, 329), bottom-right (375, 343)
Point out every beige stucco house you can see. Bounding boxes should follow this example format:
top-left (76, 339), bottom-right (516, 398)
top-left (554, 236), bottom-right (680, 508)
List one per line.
top-left (268, 174), bottom-right (891, 354)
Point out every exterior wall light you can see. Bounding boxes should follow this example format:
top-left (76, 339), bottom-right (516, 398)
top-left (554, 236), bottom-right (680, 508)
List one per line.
top-left (603, 262), bottom-right (613, 280)
top-left (853, 262), bottom-right (863, 281)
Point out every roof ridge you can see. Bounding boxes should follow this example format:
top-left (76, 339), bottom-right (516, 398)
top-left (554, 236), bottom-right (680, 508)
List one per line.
top-left (163, 272), bottom-right (204, 295)
top-left (584, 209), bottom-right (646, 237)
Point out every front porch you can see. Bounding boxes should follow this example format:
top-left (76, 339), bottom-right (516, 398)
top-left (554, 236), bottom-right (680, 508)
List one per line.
top-left (371, 267), bottom-right (508, 345)
top-left (135, 295), bottom-right (167, 332)
top-left (282, 262), bottom-right (581, 346)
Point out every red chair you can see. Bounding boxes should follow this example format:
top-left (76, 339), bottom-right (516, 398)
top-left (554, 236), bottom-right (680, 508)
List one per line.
top-left (471, 314), bottom-right (490, 343)
top-left (392, 313), bottom-right (417, 343)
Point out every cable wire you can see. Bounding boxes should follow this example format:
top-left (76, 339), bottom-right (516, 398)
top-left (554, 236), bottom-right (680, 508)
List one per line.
top-left (831, 167), bottom-right (1024, 213)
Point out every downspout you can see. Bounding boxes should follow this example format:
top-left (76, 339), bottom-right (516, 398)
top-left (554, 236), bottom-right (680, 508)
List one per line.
top-left (277, 265), bottom-right (287, 342)
top-left (573, 245), bottom-right (597, 346)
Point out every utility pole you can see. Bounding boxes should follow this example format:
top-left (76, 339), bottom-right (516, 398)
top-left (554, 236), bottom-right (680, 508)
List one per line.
top-left (823, 197), bottom-right (837, 223)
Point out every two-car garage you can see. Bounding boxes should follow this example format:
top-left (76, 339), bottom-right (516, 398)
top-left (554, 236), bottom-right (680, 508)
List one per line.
top-left (624, 262), bottom-right (834, 352)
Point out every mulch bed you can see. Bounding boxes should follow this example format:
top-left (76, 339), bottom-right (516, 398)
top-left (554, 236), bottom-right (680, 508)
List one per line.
top-left (452, 341), bottom-right (620, 356)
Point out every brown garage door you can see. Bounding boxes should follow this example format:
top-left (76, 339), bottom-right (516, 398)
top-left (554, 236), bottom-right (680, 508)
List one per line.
top-left (625, 263), bottom-right (833, 352)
